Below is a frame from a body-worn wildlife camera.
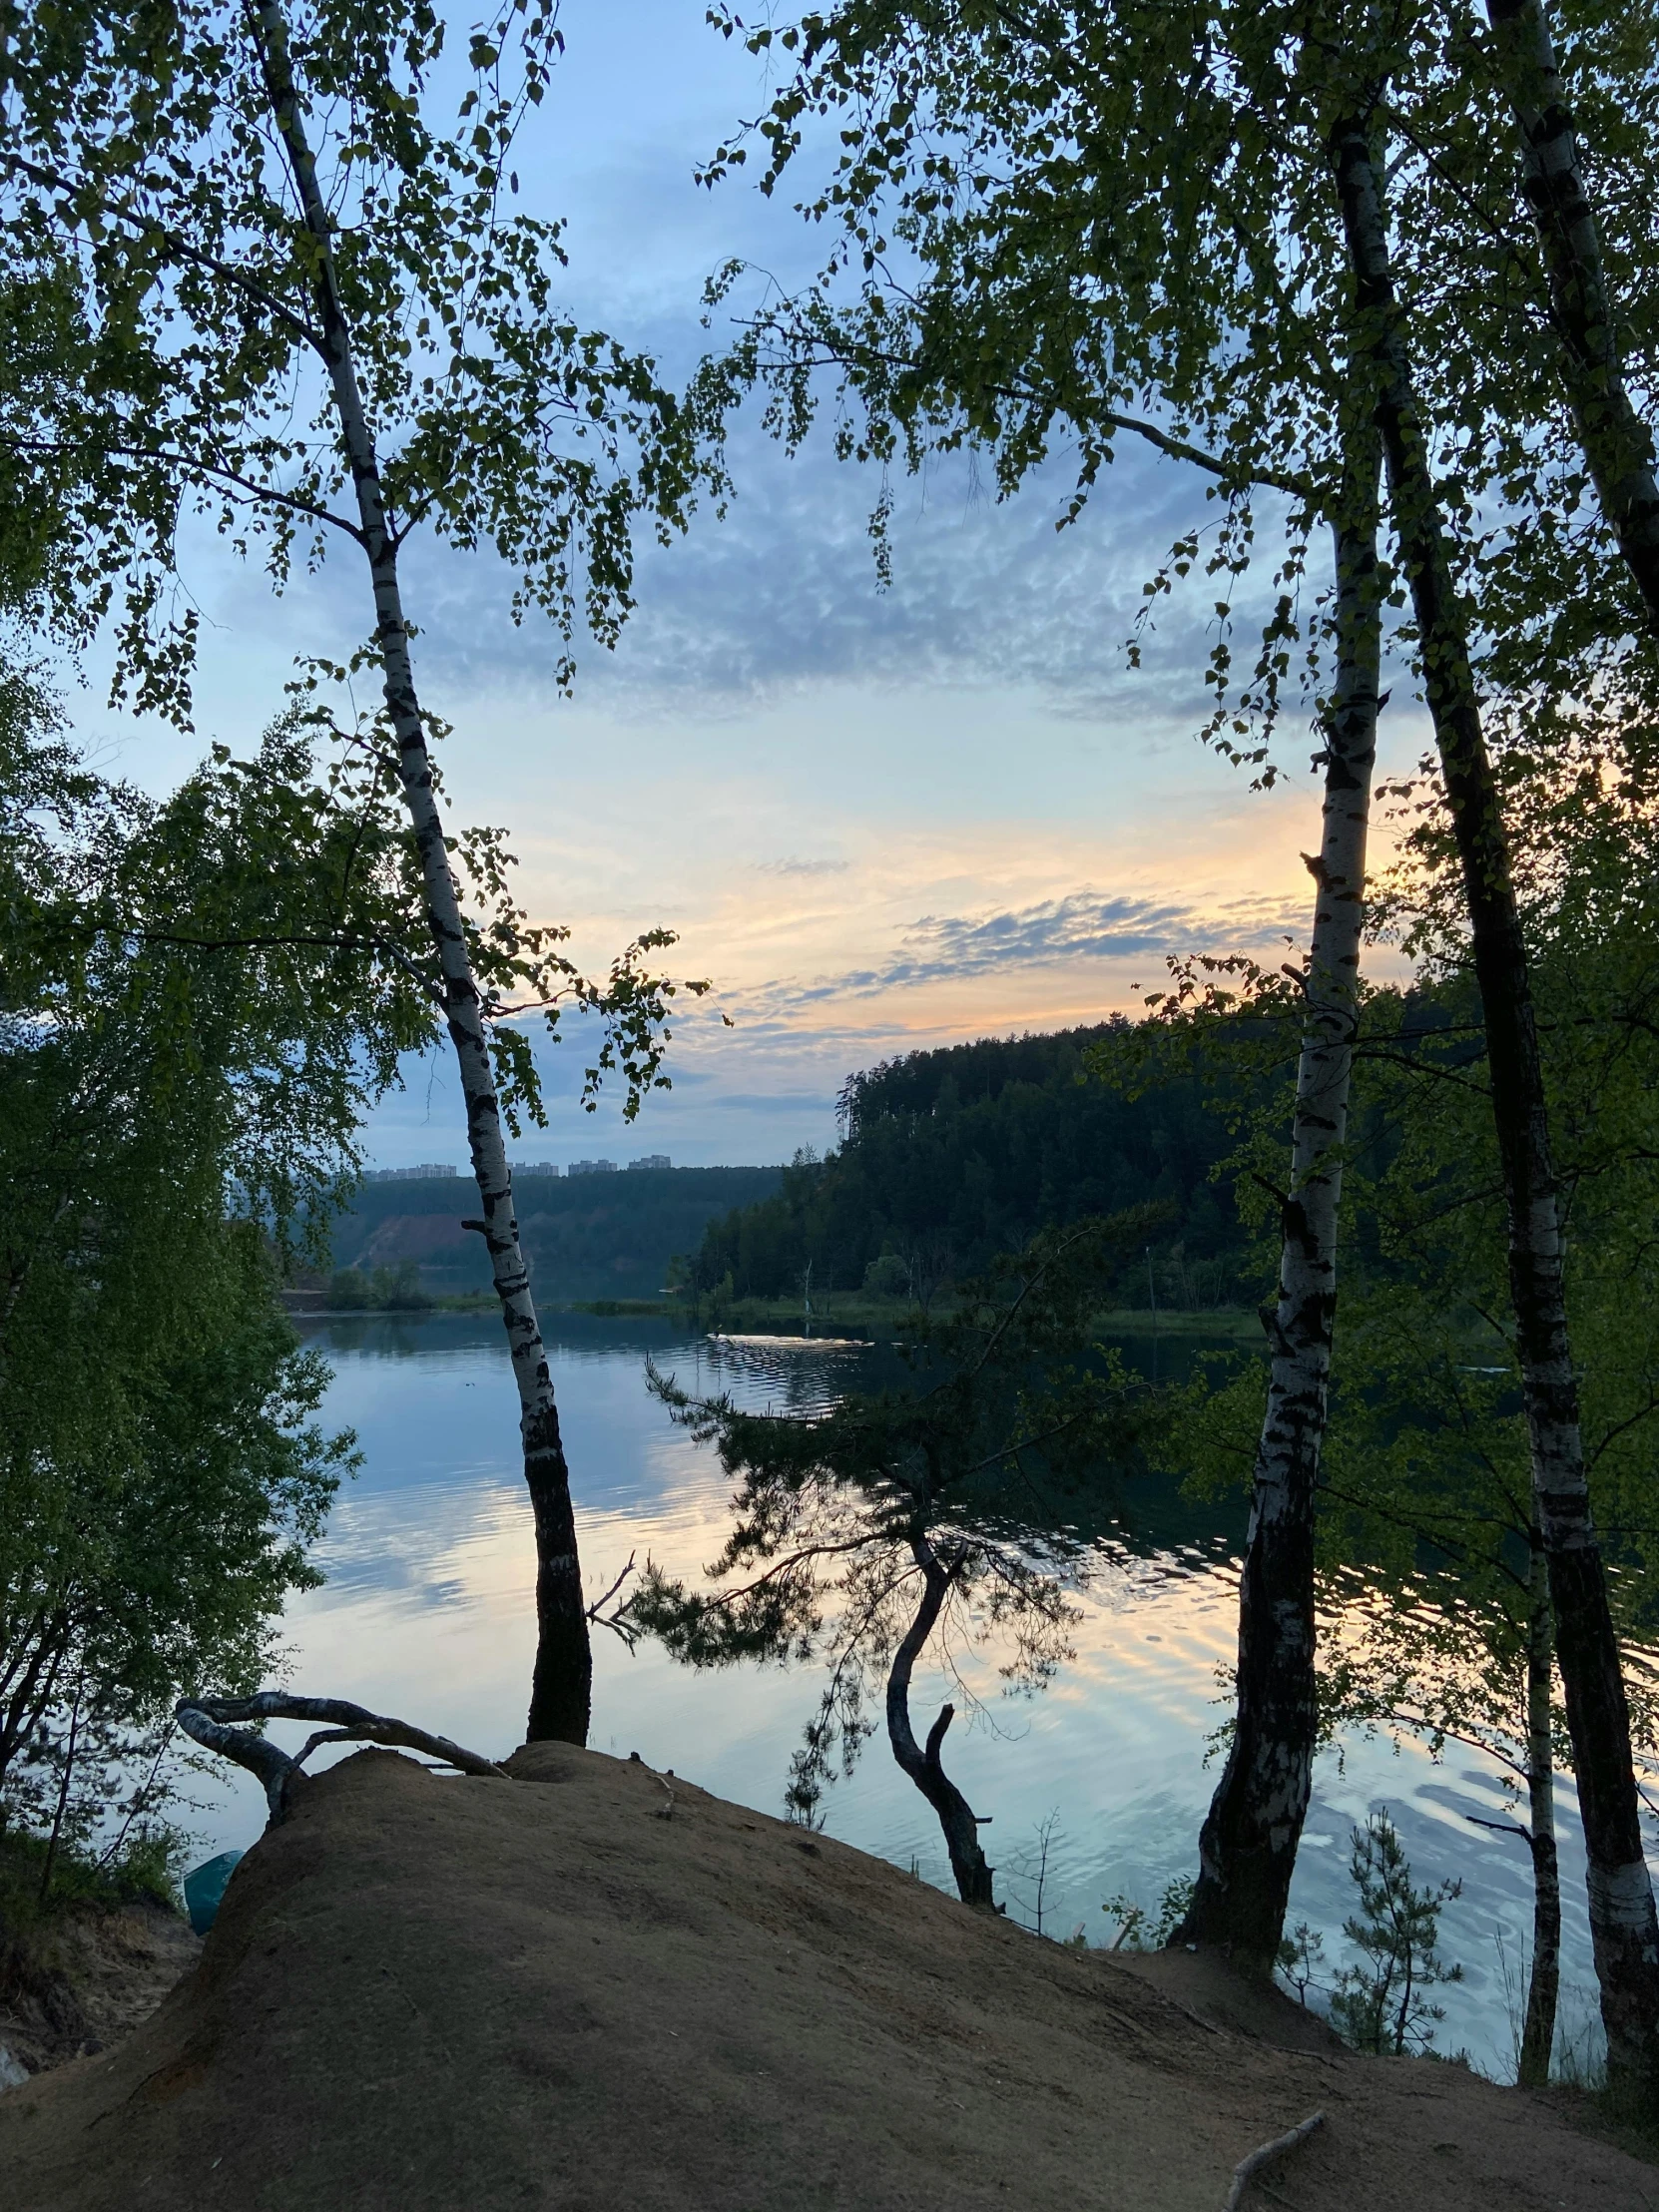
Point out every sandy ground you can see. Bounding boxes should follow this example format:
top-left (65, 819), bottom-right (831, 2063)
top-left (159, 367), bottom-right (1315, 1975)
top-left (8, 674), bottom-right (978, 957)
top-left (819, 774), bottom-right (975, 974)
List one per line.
top-left (0, 1743), bottom-right (1651, 2211)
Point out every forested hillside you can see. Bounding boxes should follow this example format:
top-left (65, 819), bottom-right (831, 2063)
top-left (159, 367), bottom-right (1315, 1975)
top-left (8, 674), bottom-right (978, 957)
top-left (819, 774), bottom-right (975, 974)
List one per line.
top-left (687, 1023), bottom-right (1255, 1309)
top-left (329, 1167), bottom-right (783, 1303)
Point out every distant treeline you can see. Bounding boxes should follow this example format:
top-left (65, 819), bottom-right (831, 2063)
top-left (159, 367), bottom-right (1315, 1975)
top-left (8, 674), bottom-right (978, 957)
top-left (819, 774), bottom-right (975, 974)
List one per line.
top-left (685, 1024), bottom-right (1257, 1310)
top-left (327, 1166), bottom-right (784, 1303)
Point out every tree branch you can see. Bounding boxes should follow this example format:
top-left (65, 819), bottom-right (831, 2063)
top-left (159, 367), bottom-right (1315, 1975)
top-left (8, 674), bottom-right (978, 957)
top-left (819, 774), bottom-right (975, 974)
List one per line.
top-left (1221, 2111), bottom-right (1326, 2212)
top-left (176, 1690), bottom-right (507, 1822)
top-left (0, 431), bottom-right (362, 545)
top-left (0, 147), bottom-right (327, 353)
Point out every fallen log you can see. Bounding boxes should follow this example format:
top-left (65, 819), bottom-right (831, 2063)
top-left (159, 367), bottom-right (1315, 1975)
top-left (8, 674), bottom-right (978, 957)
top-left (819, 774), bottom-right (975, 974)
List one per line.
top-left (176, 1691), bottom-right (507, 1821)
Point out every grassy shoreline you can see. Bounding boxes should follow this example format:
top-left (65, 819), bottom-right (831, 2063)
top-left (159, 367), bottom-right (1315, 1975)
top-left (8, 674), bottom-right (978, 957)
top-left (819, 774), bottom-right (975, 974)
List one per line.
top-left (282, 1287), bottom-right (1262, 1344)
top-left (565, 1295), bottom-right (1262, 1343)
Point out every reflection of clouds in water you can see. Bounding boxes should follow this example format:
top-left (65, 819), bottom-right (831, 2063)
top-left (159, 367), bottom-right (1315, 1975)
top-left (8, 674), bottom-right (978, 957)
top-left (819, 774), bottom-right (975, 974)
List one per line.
top-left (242, 1315), bottom-right (1631, 2082)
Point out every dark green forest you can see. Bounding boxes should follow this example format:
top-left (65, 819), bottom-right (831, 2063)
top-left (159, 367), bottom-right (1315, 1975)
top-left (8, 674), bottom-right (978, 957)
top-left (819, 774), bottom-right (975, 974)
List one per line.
top-left (325, 1166), bottom-right (784, 1304)
top-left (686, 1023), bottom-right (1254, 1310)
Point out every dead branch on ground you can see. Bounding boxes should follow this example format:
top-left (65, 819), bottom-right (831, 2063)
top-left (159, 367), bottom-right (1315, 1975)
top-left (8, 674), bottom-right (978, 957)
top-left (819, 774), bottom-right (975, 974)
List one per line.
top-left (1221, 2111), bottom-right (1326, 2211)
top-left (175, 1691), bottom-right (507, 1821)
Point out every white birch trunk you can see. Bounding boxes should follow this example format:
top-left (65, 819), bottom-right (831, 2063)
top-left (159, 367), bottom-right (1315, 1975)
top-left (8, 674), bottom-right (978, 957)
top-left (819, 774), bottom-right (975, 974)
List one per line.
top-left (250, 0), bottom-right (590, 1742)
top-left (1331, 96), bottom-right (1659, 2097)
top-left (1180, 425), bottom-right (1382, 1962)
top-left (1484, 0), bottom-right (1659, 625)
top-left (1520, 1540), bottom-right (1562, 2084)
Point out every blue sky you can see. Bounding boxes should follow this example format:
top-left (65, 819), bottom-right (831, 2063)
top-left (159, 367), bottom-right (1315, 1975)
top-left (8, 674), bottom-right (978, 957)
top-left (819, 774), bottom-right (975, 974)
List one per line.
top-left (73, 1), bottom-right (1424, 1168)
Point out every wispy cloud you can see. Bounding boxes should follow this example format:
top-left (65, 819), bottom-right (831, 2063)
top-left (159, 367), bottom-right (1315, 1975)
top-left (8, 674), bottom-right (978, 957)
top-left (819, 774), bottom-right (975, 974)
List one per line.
top-left (404, 423), bottom-right (1272, 735)
top-left (754, 856), bottom-right (850, 877)
top-left (729, 885), bottom-right (1307, 1016)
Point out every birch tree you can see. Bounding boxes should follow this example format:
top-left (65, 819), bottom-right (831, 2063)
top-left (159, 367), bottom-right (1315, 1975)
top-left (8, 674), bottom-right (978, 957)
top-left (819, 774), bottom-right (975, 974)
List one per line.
top-left (1325, 55), bottom-right (1659, 2089)
top-left (691, 0), bottom-right (1659, 2084)
top-left (0, 666), bottom-right (389, 1835)
top-left (692, 0), bottom-right (1398, 1967)
top-left (1481, 0), bottom-right (1659, 623)
top-left (0, 2), bottom-right (719, 1741)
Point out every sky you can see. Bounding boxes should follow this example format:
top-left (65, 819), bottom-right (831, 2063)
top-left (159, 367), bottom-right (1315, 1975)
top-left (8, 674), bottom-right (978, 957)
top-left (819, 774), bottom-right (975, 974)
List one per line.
top-left (71, 0), bottom-right (1427, 1169)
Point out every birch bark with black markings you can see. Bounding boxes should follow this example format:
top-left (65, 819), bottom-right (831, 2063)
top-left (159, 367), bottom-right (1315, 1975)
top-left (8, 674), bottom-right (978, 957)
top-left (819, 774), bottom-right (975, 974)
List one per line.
top-left (249, 0), bottom-right (590, 1745)
top-left (1331, 100), bottom-right (1659, 2096)
top-left (1483, 0), bottom-right (1659, 627)
top-left (177, 1691), bottom-right (507, 1820)
top-left (1179, 423), bottom-right (1382, 1966)
top-left (1520, 1543), bottom-right (1563, 2086)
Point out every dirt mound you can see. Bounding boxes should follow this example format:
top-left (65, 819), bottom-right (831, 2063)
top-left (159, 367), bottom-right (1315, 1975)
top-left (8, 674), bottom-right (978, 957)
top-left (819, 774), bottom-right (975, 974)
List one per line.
top-left (0, 1744), bottom-right (1645, 2210)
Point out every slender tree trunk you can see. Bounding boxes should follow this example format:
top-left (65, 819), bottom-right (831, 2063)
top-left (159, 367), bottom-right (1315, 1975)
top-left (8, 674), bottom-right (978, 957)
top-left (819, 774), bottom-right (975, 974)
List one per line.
top-left (1520, 1539), bottom-right (1562, 2086)
top-left (1331, 106), bottom-right (1659, 2099)
top-left (0, 1614), bottom-right (71, 1796)
top-left (1178, 421), bottom-right (1382, 1967)
top-left (1483, 0), bottom-right (1659, 625)
top-left (1491, 15), bottom-right (1659, 2072)
top-left (251, 0), bottom-right (591, 1744)
top-left (37, 1666), bottom-right (83, 1906)
top-left (886, 1535), bottom-right (995, 1907)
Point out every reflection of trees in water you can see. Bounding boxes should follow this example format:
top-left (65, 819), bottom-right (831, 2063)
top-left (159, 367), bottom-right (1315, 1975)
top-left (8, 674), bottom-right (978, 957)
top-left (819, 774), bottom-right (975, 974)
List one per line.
top-left (632, 1218), bottom-right (1175, 1909)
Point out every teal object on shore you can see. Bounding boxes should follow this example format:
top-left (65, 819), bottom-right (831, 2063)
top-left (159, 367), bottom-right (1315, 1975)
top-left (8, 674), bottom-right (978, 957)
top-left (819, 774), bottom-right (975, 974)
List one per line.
top-left (184, 1850), bottom-right (244, 1936)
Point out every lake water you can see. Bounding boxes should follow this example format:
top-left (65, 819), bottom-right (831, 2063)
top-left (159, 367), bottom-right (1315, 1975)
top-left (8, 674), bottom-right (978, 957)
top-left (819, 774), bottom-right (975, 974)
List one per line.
top-left (194, 1311), bottom-right (1627, 2083)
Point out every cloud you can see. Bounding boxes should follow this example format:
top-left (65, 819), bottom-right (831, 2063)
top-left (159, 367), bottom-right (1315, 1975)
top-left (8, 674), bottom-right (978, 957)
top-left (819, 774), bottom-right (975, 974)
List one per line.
top-left (400, 419), bottom-right (1294, 739)
top-left (901, 892), bottom-right (1199, 973)
top-left (754, 856), bottom-right (850, 877)
top-left (175, 299), bottom-right (1320, 772)
top-left (727, 884), bottom-right (1307, 1017)
top-left (354, 865), bottom-right (1314, 1171)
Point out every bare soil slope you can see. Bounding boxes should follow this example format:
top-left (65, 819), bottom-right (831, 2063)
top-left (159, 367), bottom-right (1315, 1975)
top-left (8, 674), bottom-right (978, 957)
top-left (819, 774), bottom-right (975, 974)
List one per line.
top-left (0, 1744), bottom-right (1646, 2211)
top-left (1, 1899), bottom-right (199, 2077)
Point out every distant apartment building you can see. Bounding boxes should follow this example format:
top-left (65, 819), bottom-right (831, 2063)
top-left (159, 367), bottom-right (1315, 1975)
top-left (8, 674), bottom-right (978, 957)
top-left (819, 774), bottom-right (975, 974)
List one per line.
top-left (362, 1163), bottom-right (458, 1182)
top-left (514, 1161), bottom-right (562, 1177)
top-left (627, 1154), bottom-right (672, 1172)
top-left (567, 1159), bottom-right (618, 1176)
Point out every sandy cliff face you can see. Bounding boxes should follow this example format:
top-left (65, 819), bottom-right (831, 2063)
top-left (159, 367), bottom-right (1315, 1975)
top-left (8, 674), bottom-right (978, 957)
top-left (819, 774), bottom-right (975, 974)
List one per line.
top-left (0, 1743), bottom-right (1647, 2211)
top-left (0, 1901), bottom-right (199, 2082)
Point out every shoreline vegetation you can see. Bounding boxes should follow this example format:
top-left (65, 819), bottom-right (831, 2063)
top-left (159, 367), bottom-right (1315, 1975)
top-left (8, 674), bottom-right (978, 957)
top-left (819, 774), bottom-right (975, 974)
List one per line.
top-left (282, 1281), bottom-right (1263, 1343)
top-left (579, 1295), bottom-right (1264, 1342)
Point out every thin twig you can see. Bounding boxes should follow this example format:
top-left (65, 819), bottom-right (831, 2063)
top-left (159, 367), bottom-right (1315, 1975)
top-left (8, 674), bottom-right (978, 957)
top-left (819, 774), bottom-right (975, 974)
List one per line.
top-left (587, 1552), bottom-right (638, 1622)
top-left (1466, 1814), bottom-right (1535, 1848)
top-left (588, 1552), bottom-right (642, 1649)
top-left (1222, 2112), bottom-right (1326, 2212)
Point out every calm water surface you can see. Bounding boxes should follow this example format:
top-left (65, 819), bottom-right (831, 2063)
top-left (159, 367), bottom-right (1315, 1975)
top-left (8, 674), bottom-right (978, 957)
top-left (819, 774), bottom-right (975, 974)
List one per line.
top-left (195, 1311), bottom-right (1633, 2081)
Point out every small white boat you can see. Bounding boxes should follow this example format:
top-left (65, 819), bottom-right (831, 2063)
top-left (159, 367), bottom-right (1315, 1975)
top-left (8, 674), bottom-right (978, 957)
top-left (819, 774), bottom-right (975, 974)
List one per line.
top-left (708, 1332), bottom-right (868, 1351)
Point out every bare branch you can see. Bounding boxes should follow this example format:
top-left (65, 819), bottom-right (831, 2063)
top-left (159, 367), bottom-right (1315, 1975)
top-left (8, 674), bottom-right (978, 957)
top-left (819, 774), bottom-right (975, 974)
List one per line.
top-left (588, 1552), bottom-right (642, 1649)
top-left (1221, 2111), bottom-right (1326, 2212)
top-left (1466, 1813), bottom-right (1535, 1848)
top-left (176, 1690), bottom-right (507, 1821)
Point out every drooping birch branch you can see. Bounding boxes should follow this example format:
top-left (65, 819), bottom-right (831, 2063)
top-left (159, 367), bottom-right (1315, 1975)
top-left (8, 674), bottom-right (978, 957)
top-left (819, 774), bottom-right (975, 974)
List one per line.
top-left (176, 1691), bottom-right (507, 1822)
